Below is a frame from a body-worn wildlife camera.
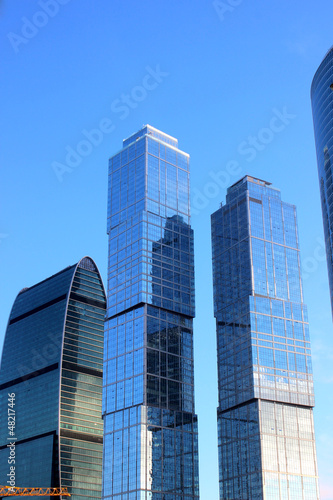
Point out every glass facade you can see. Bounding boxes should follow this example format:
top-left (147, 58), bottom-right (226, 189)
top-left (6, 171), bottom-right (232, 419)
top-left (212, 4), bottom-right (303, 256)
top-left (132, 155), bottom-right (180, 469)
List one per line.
top-left (103, 125), bottom-right (199, 499)
top-left (311, 46), bottom-right (333, 317)
top-left (211, 176), bottom-right (319, 500)
top-left (0, 257), bottom-right (106, 499)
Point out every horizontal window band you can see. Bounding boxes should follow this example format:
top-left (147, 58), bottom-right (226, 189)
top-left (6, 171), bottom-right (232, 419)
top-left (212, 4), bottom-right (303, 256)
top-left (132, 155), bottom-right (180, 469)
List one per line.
top-left (0, 363), bottom-right (59, 390)
top-left (217, 397), bottom-right (314, 415)
top-left (217, 398), bottom-right (258, 415)
top-left (106, 302), bottom-right (194, 322)
top-left (217, 321), bottom-right (250, 328)
top-left (61, 361), bottom-right (102, 378)
top-left (60, 429), bottom-right (103, 444)
top-left (105, 302), bottom-right (146, 321)
top-left (70, 292), bottom-right (106, 310)
top-left (249, 197), bottom-right (262, 204)
top-left (146, 303), bottom-right (194, 320)
top-left (9, 294), bottom-right (67, 325)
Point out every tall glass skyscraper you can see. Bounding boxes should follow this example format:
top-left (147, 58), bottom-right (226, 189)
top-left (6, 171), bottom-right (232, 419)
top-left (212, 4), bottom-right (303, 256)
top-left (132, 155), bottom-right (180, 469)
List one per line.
top-left (103, 125), bottom-right (199, 500)
top-left (311, 46), bottom-right (333, 317)
top-left (0, 257), bottom-right (105, 499)
top-left (211, 176), bottom-right (319, 500)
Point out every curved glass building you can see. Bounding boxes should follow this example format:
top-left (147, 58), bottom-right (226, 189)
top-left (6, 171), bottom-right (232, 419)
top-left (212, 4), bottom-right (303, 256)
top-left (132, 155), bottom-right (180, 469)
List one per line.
top-left (0, 257), bottom-right (106, 499)
top-left (212, 176), bottom-right (319, 500)
top-left (311, 47), bottom-right (333, 316)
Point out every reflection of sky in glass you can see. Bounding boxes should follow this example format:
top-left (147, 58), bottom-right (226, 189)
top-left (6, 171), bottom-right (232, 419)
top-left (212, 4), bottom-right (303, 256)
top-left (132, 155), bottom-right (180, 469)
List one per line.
top-left (107, 128), bottom-right (194, 319)
top-left (312, 48), bottom-right (333, 316)
top-left (0, 258), bottom-right (105, 499)
top-left (103, 125), bottom-right (199, 499)
top-left (212, 176), bottom-right (319, 500)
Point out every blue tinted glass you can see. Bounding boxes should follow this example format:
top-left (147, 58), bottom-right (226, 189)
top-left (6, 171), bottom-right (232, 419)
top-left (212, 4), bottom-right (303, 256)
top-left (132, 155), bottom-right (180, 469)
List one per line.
top-left (311, 48), bottom-right (333, 317)
top-left (104, 126), bottom-right (199, 499)
top-left (212, 176), bottom-right (319, 499)
top-left (0, 258), bottom-right (105, 498)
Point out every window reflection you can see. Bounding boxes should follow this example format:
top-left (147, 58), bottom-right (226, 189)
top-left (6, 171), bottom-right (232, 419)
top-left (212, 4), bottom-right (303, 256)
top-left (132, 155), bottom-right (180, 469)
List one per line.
top-left (212, 177), bottom-right (319, 499)
top-left (104, 126), bottom-right (199, 498)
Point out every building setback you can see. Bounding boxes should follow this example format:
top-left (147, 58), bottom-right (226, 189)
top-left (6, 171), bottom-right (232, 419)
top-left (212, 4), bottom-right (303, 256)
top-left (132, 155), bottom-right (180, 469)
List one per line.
top-left (211, 176), bottom-right (319, 500)
top-left (102, 125), bottom-right (199, 499)
top-left (311, 46), bottom-right (333, 318)
top-left (0, 257), bottom-right (106, 499)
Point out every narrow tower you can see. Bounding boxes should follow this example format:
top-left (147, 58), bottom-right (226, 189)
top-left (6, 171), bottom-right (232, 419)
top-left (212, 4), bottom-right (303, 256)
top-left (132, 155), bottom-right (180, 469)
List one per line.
top-left (311, 46), bottom-right (333, 318)
top-left (102, 125), bottom-right (199, 499)
top-left (211, 176), bottom-right (319, 500)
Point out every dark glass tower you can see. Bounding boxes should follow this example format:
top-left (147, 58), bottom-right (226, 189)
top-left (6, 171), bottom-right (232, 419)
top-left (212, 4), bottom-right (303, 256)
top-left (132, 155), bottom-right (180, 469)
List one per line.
top-left (102, 125), bottom-right (199, 499)
top-left (311, 46), bottom-right (333, 317)
top-left (0, 257), bottom-right (106, 499)
top-left (211, 176), bottom-right (319, 500)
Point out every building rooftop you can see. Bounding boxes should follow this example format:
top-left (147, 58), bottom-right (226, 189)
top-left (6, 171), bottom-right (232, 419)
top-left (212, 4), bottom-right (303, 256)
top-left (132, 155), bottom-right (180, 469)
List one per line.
top-left (229, 175), bottom-right (272, 189)
top-left (123, 124), bottom-right (178, 148)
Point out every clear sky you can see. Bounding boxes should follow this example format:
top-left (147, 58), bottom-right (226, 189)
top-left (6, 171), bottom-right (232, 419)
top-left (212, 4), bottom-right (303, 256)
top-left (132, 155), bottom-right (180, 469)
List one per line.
top-left (1, 0), bottom-right (333, 498)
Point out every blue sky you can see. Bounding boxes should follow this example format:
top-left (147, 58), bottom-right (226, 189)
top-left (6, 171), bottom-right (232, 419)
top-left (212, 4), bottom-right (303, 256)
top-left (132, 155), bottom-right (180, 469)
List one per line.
top-left (1, 0), bottom-right (333, 497)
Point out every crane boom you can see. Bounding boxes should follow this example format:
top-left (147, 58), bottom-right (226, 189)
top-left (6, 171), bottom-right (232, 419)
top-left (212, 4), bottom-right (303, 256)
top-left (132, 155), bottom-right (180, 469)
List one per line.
top-left (0, 486), bottom-right (70, 497)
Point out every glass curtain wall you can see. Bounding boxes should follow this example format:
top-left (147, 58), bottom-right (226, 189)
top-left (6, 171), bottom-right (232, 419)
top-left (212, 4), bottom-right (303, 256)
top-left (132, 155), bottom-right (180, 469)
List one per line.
top-left (0, 257), bottom-right (106, 500)
top-left (311, 46), bottom-right (333, 318)
top-left (211, 176), bottom-right (319, 500)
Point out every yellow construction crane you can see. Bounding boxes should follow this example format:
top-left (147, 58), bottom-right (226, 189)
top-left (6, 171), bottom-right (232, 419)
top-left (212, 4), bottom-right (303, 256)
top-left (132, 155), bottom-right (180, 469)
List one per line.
top-left (0, 486), bottom-right (70, 497)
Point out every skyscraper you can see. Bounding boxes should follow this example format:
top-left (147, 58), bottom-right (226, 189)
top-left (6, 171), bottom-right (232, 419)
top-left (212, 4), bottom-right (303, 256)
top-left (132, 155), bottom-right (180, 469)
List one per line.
top-left (311, 46), bottom-right (333, 317)
top-left (0, 257), bottom-right (106, 499)
top-left (211, 176), bottom-right (319, 500)
top-left (103, 125), bottom-right (199, 499)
